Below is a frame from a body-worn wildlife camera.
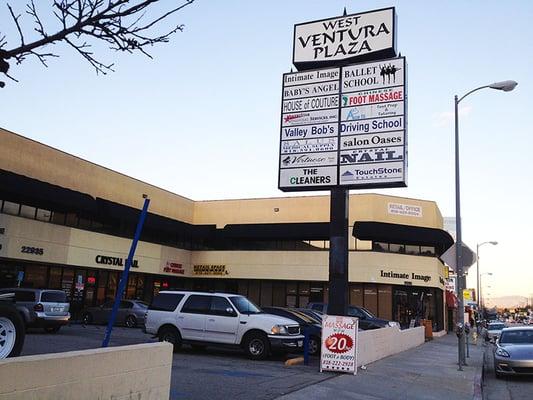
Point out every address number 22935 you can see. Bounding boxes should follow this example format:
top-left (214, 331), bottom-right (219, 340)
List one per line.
top-left (21, 246), bottom-right (44, 255)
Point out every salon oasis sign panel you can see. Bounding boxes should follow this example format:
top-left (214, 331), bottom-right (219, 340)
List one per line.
top-left (279, 56), bottom-right (407, 191)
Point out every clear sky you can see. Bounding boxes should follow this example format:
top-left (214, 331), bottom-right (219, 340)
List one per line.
top-left (1, 1), bottom-right (532, 300)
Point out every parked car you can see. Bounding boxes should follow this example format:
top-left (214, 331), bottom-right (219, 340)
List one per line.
top-left (484, 322), bottom-right (506, 343)
top-left (0, 288), bottom-right (70, 333)
top-left (493, 326), bottom-right (533, 378)
top-left (296, 308), bottom-right (323, 323)
top-left (144, 291), bottom-right (304, 360)
top-left (307, 302), bottom-right (399, 330)
top-left (0, 293), bottom-right (26, 358)
top-left (262, 307), bottom-right (322, 355)
top-left (81, 299), bottom-right (148, 328)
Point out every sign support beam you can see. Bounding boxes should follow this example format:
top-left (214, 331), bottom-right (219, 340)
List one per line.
top-left (327, 188), bottom-right (349, 316)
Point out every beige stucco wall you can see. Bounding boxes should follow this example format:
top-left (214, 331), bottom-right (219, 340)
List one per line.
top-left (0, 127), bottom-right (443, 230)
top-left (358, 326), bottom-right (425, 366)
top-left (0, 342), bottom-right (173, 400)
top-left (192, 194), bottom-right (443, 229)
top-left (0, 128), bottom-right (195, 223)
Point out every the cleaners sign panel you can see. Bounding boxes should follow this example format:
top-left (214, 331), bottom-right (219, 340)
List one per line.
top-left (293, 7), bottom-right (396, 70)
top-left (279, 57), bottom-right (407, 191)
top-left (320, 315), bottom-right (358, 374)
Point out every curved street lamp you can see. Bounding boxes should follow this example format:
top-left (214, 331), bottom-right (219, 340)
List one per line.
top-left (454, 80), bottom-right (517, 369)
top-left (476, 241), bottom-right (498, 314)
top-left (480, 272), bottom-right (493, 321)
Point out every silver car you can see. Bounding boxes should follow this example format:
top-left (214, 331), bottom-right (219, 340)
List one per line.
top-left (0, 288), bottom-right (70, 333)
top-left (82, 300), bottom-right (148, 328)
top-left (484, 322), bottom-right (506, 342)
top-left (493, 326), bottom-right (533, 378)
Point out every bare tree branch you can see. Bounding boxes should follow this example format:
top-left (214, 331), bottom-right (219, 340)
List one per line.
top-left (0, 0), bottom-right (196, 86)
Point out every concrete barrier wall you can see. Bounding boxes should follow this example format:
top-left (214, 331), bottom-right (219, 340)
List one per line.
top-left (0, 342), bottom-right (173, 400)
top-left (358, 326), bottom-right (425, 366)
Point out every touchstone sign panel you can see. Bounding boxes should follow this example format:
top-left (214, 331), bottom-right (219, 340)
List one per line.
top-left (339, 162), bottom-right (404, 185)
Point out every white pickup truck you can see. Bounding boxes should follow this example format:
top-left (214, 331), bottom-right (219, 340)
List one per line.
top-left (144, 291), bottom-right (304, 360)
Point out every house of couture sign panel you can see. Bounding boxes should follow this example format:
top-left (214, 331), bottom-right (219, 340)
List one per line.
top-left (278, 57), bottom-right (407, 191)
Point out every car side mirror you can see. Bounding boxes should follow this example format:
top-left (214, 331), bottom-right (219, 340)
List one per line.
top-left (226, 307), bottom-right (236, 316)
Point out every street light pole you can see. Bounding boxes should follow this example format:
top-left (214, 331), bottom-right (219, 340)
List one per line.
top-left (453, 80), bottom-right (517, 370)
top-left (476, 241), bottom-right (497, 320)
top-left (480, 272), bottom-right (493, 321)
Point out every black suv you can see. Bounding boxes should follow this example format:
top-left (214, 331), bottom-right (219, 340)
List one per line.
top-left (307, 302), bottom-right (399, 330)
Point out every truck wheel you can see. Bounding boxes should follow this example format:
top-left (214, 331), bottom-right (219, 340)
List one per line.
top-left (158, 326), bottom-right (182, 352)
top-left (0, 303), bottom-right (25, 359)
top-left (244, 332), bottom-right (270, 360)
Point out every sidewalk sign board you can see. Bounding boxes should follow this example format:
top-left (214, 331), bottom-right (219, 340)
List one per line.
top-left (320, 315), bottom-right (359, 374)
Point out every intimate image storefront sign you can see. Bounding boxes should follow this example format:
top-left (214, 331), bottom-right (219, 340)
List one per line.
top-left (279, 57), bottom-right (407, 191)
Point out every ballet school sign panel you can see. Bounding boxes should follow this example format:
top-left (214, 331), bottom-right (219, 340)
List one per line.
top-left (279, 56), bottom-right (407, 191)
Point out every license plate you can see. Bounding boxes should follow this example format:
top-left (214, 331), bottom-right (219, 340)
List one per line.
top-left (298, 340), bottom-right (303, 347)
top-left (52, 307), bottom-right (63, 312)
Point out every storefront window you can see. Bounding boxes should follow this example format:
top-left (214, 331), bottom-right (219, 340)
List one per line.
top-left (107, 272), bottom-right (118, 302)
top-left (272, 282), bottom-right (285, 306)
top-left (2, 201), bottom-right (20, 215)
top-left (349, 284), bottom-right (363, 307)
top-left (378, 285), bottom-right (393, 320)
top-left (260, 281), bottom-right (273, 306)
top-left (309, 283), bottom-right (324, 304)
top-left (36, 208), bottom-right (52, 222)
top-left (23, 265), bottom-right (48, 288)
top-left (126, 274), bottom-right (137, 299)
top-left (20, 205), bottom-right (36, 219)
top-left (61, 269), bottom-right (74, 301)
top-left (49, 267), bottom-right (62, 289)
top-left (96, 270), bottom-right (108, 305)
top-left (364, 284), bottom-right (378, 315)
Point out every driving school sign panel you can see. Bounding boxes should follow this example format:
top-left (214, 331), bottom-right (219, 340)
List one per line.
top-left (279, 56), bottom-right (407, 191)
top-left (320, 315), bottom-right (358, 374)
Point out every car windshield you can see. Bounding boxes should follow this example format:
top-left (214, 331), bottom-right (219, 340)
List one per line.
top-left (488, 323), bottom-right (505, 331)
top-left (499, 330), bottom-right (533, 344)
top-left (229, 296), bottom-right (262, 314)
top-left (359, 307), bottom-right (376, 318)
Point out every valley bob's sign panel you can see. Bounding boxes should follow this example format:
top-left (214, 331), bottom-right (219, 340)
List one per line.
top-left (279, 57), bottom-right (407, 191)
top-left (293, 7), bottom-right (397, 70)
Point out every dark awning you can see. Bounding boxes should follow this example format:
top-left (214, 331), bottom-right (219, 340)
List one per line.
top-left (353, 221), bottom-right (454, 255)
top-left (0, 169), bottom-right (96, 213)
top-left (218, 222), bottom-right (329, 240)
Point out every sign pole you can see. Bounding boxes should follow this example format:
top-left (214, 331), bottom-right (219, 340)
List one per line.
top-left (102, 197), bottom-right (150, 348)
top-left (327, 188), bottom-right (349, 316)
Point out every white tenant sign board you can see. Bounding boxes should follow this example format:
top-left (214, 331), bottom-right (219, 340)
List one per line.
top-left (293, 8), bottom-right (397, 71)
top-left (278, 57), bottom-right (407, 192)
top-left (320, 315), bottom-right (358, 374)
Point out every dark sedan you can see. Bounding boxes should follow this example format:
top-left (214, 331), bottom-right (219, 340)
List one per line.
top-left (307, 302), bottom-right (400, 330)
top-left (81, 300), bottom-right (148, 328)
top-left (262, 307), bottom-right (322, 355)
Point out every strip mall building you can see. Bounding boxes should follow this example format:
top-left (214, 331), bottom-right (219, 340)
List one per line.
top-left (0, 128), bottom-right (453, 332)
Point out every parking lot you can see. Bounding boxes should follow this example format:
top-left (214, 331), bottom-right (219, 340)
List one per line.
top-left (21, 324), bottom-right (334, 400)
